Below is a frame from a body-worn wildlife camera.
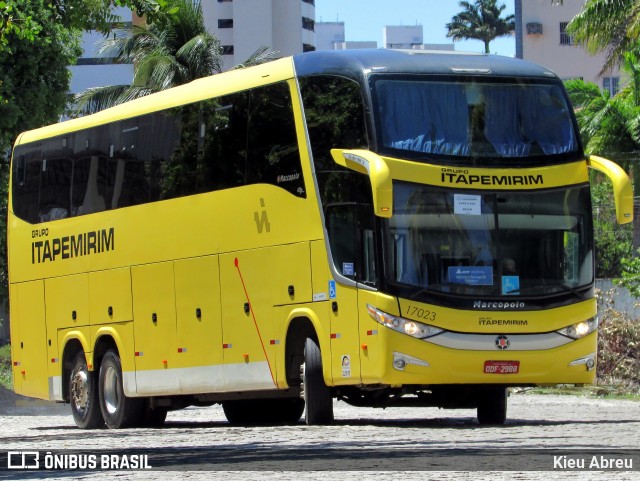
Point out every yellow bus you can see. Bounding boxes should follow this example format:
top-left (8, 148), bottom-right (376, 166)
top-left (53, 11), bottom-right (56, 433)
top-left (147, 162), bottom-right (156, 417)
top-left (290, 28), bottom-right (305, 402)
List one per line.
top-left (9, 49), bottom-right (633, 428)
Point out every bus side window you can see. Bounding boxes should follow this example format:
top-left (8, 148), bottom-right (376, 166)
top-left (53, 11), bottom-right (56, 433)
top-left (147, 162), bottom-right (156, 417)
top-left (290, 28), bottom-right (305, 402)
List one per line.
top-left (67, 127), bottom-right (109, 217)
top-left (205, 92), bottom-right (249, 191)
top-left (12, 146), bottom-right (42, 224)
top-left (39, 138), bottom-right (73, 222)
top-left (326, 203), bottom-right (377, 285)
top-left (246, 83), bottom-right (305, 197)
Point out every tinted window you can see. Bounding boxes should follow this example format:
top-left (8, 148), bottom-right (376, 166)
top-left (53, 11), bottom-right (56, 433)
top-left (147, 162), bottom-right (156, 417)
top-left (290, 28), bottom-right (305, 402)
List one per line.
top-left (11, 81), bottom-right (304, 224)
top-left (299, 75), bottom-right (369, 207)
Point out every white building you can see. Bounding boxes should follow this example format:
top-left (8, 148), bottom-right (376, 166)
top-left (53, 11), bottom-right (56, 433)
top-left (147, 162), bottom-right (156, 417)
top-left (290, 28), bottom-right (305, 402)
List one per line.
top-left (515, 0), bottom-right (622, 95)
top-left (383, 25), bottom-right (423, 49)
top-left (203, 0), bottom-right (315, 70)
top-left (315, 21), bottom-right (346, 50)
top-left (67, 6), bottom-right (135, 95)
top-left (69, 0), bottom-right (316, 93)
top-left (383, 25), bottom-right (454, 51)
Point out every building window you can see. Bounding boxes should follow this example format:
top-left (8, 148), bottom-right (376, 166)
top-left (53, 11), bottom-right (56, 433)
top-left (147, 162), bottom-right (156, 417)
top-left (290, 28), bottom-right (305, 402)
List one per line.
top-left (560, 22), bottom-right (574, 45)
top-left (303, 43), bottom-right (315, 52)
top-left (603, 77), bottom-right (620, 97)
top-left (302, 17), bottom-right (315, 32)
top-left (218, 19), bottom-right (233, 28)
top-left (302, 0), bottom-right (315, 5)
top-left (217, 0), bottom-right (232, 2)
top-left (221, 45), bottom-right (234, 55)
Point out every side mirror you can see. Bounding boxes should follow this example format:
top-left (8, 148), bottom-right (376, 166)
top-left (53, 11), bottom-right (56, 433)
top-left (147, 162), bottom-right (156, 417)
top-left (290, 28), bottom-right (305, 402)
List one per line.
top-left (587, 155), bottom-right (633, 224)
top-left (330, 149), bottom-right (393, 218)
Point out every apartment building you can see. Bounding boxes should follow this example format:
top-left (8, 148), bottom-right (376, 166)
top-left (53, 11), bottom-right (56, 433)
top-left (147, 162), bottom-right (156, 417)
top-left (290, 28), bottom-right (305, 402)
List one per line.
top-left (203, 0), bottom-right (315, 70)
top-left (516, 0), bottom-right (622, 95)
top-left (69, 0), bottom-right (316, 93)
top-left (68, 6), bottom-right (135, 95)
top-left (315, 21), bottom-right (377, 50)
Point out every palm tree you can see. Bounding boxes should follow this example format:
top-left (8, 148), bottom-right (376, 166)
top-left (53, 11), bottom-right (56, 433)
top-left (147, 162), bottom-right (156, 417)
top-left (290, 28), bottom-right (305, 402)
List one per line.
top-left (75, 0), bottom-right (277, 114)
top-left (567, 0), bottom-right (640, 73)
top-left (565, 46), bottom-right (640, 154)
top-left (446, 0), bottom-right (515, 54)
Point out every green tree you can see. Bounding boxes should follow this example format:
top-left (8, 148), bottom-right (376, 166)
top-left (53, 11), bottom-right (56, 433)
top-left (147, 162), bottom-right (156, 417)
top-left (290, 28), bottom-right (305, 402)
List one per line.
top-left (446, 0), bottom-right (515, 54)
top-left (0, 0), bottom-right (178, 44)
top-left (565, 45), bottom-right (640, 153)
top-left (566, 0), bottom-right (640, 73)
top-left (590, 176), bottom-right (633, 278)
top-left (75, 0), bottom-right (277, 113)
top-left (0, 0), bottom-right (82, 298)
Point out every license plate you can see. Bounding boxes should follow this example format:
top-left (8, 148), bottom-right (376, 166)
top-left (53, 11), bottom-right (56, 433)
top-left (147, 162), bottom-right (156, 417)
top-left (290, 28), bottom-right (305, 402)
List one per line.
top-left (484, 360), bottom-right (520, 374)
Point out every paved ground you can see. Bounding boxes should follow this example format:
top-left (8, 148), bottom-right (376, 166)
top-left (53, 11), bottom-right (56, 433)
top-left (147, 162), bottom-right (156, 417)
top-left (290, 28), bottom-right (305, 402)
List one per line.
top-left (0, 388), bottom-right (638, 480)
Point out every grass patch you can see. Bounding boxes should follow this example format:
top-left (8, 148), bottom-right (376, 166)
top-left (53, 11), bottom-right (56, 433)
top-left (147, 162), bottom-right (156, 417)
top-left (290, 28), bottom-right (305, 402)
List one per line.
top-left (0, 343), bottom-right (11, 390)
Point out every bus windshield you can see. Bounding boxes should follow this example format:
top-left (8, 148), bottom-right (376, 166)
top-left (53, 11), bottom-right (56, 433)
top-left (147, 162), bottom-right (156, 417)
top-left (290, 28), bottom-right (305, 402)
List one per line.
top-left (383, 181), bottom-right (593, 298)
top-left (373, 77), bottom-right (579, 162)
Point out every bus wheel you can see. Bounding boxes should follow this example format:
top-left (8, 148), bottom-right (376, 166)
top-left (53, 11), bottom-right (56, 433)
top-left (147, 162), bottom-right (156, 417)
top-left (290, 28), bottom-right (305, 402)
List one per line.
top-left (303, 337), bottom-right (334, 425)
top-left (476, 387), bottom-right (508, 425)
top-left (222, 398), bottom-right (304, 425)
top-left (98, 350), bottom-right (143, 429)
top-left (69, 352), bottom-right (104, 429)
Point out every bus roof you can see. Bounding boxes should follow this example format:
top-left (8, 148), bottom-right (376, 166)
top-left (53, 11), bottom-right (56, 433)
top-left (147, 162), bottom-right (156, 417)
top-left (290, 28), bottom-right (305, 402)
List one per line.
top-left (293, 48), bottom-right (559, 82)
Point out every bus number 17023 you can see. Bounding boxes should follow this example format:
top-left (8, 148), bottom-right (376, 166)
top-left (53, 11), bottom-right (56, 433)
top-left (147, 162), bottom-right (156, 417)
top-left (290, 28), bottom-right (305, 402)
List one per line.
top-left (406, 305), bottom-right (437, 322)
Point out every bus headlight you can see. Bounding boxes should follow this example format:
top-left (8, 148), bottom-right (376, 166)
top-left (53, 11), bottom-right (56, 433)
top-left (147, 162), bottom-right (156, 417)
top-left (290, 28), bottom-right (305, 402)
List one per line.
top-left (366, 304), bottom-right (443, 339)
top-left (556, 316), bottom-right (598, 339)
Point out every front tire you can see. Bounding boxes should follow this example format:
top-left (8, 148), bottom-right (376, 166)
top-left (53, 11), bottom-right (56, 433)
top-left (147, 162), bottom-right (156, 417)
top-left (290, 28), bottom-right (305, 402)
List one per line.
top-left (303, 337), bottom-right (333, 425)
top-left (477, 387), bottom-right (508, 425)
top-left (69, 352), bottom-right (103, 429)
top-left (98, 350), bottom-right (143, 429)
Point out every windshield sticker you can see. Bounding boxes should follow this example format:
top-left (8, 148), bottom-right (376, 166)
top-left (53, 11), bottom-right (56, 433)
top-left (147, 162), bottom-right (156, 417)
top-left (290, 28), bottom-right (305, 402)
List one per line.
top-left (502, 276), bottom-right (520, 295)
top-left (342, 262), bottom-right (355, 276)
top-left (454, 194), bottom-right (481, 215)
top-left (448, 266), bottom-right (493, 285)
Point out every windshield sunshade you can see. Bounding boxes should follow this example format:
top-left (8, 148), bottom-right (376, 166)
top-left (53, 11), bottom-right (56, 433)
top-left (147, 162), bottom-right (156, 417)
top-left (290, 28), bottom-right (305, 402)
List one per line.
top-left (374, 78), bottom-right (579, 160)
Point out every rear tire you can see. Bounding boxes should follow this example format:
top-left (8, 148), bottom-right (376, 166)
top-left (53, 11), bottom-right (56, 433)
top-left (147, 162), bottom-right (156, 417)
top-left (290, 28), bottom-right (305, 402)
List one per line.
top-left (69, 352), bottom-right (104, 429)
top-left (98, 350), bottom-right (143, 429)
top-left (477, 387), bottom-right (508, 425)
top-left (303, 337), bottom-right (334, 425)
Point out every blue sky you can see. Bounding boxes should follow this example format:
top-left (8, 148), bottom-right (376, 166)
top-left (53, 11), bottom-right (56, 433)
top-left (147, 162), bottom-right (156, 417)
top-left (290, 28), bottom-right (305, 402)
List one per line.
top-left (315, 0), bottom-right (516, 57)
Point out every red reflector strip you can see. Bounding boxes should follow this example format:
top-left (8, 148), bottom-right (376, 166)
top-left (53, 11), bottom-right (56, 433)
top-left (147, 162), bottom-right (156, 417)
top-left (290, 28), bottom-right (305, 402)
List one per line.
top-left (330, 333), bottom-right (341, 339)
top-left (177, 348), bottom-right (187, 353)
top-left (269, 339), bottom-right (280, 345)
top-left (135, 352), bottom-right (143, 357)
top-left (51, 358), bottom-right (58, 363)
top-left (13, 361), bottom-right (20, 366)
top-left (223, 343), bottom-right (232, 349)
top-left (367, 330), bottom-right (378, 336)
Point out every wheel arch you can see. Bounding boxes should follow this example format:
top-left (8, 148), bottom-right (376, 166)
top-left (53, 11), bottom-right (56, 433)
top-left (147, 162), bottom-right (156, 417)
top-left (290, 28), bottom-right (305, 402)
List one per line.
top-left (281, 307), bottom-right (331, 389)
top-left (93, 325), bottom-right (135, 396)
top-left (60, 333), bottom-right (91, 403)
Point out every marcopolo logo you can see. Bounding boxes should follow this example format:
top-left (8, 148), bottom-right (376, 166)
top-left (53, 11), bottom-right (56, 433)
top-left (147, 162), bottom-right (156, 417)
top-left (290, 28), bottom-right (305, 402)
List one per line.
top-left (474, 300), bottom-right (526, 310)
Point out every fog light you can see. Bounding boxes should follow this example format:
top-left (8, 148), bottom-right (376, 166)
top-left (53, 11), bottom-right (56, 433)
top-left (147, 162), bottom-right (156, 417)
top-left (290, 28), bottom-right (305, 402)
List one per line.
top-left (569, 353), bottom-right (596, 371)
top-left (394, 358), bottom-right (406, 370)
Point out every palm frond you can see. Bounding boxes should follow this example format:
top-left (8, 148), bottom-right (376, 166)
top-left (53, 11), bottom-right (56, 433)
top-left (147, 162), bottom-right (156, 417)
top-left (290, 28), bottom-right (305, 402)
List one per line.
top-left (230, 46), bottom-right (280, 70)
top-left (73, 85), bottom-right (156, 115)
